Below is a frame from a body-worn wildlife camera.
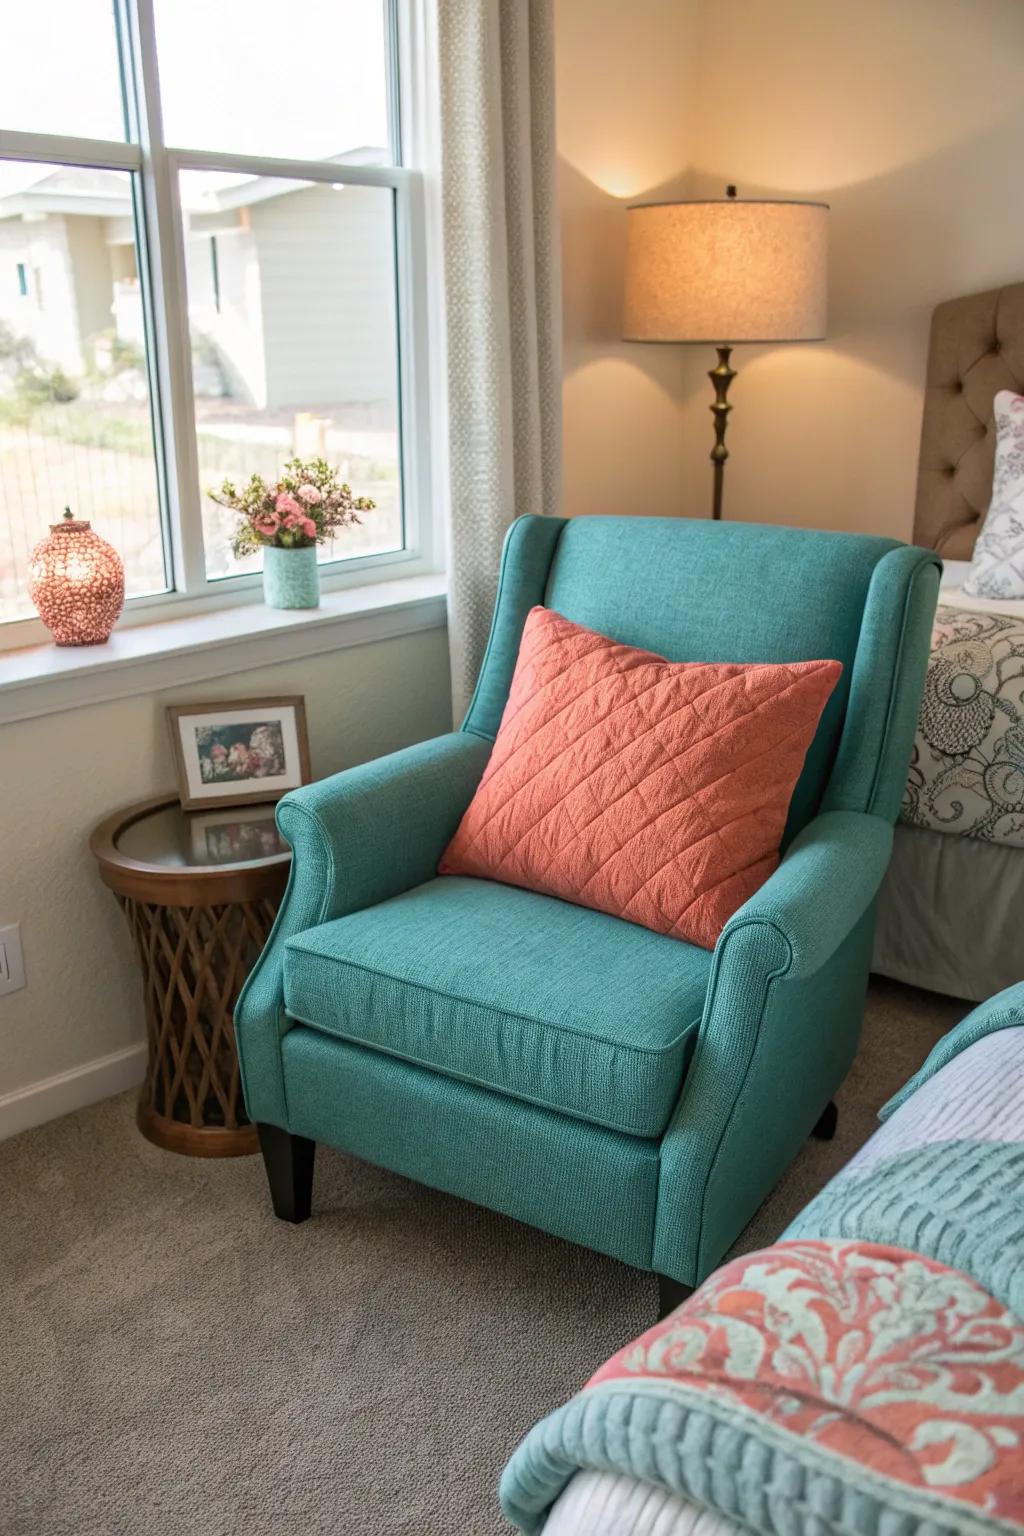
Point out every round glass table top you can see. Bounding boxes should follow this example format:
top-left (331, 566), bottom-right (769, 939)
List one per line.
top-left (115, 800), bottom-right (290, 870)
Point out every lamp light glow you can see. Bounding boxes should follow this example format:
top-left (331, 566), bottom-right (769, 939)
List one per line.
top-left (622, 191), bottom-right (829, 518)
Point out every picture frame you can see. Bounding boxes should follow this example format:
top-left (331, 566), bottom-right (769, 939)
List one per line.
top-left (166, 696), bottom-right (311, 811)
top-left (186, 803), bottom-right (288, 866)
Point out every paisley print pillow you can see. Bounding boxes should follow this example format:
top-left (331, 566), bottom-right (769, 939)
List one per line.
top-left (901, 605), bottom-right (1024, 846)
top-left (963, 389), bottom-right (1024, 600)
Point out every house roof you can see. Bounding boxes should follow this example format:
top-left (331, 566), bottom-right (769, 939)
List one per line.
top-left (0, 150), bottom-right (384, 222)
top-left (0, 167), bottom-right (131, 220)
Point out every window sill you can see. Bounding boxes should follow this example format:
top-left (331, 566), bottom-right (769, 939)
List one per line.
top-left (0, 573), bottom-right (448, 725)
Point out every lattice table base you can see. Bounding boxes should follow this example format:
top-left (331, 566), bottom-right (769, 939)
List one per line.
top-left (120, 895), bottom-right (279, 1156)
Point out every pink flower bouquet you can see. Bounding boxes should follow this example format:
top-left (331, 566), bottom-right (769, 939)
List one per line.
top-left (209, 458), bottom-right (375, 558)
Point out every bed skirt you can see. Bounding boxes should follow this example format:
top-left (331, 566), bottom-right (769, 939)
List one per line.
top-left (873, 823), bottom-right (1023, 1001)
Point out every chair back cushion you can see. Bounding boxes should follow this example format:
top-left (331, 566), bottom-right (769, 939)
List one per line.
top-left (443, 606), bottom-right (840, 948)
top-left (463, 517), bottom-right (925, 836)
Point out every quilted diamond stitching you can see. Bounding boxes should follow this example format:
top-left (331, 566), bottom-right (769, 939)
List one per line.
top-left (472, 661), bottom-right (759, 865)
top-left (576, 719), bottom-right (821, 916)
top-left (441, 608), bottom-right (841, 948)
top-left (480, 671), bottom-right (746, 878)
top-left (477, 654), bottom-right (669, 807)
top-left (608, 669), bottom-right (835, 923)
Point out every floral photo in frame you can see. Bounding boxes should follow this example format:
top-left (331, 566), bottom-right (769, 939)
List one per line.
top-left (167, 697), bottom-right (311, 811)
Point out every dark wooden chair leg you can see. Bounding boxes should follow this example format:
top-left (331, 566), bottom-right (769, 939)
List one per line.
top-left (812, 1099), bottom-right (838, 1141)
top-left (656, 1274), bottom-right (693, 1320)
top-left (256, 1123), bottom-right (316, 1223)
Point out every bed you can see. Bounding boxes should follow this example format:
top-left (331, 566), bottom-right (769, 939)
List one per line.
top-left (871, 281), bottom-right (1024, 1001)
top-left (502, 983), bottom-right (1024, 1536)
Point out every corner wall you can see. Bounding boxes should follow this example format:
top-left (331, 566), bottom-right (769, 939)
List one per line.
top-left (554, 0), bottom-right (701, 520)
top-left (0, 628), bottom-right (451, 1125)
top-left (555, 0), bottom-right (1024, 537)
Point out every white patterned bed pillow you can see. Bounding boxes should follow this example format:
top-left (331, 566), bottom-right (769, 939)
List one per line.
top-left (963, 389), bottom-right (1024, 599)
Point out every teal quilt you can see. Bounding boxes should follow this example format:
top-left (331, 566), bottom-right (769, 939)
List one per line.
top-left (501, 1018), bottom-right (1024, 1535)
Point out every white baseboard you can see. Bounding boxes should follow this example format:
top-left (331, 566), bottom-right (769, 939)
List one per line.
top-left (0, 1042), bottom-right (146, 1141)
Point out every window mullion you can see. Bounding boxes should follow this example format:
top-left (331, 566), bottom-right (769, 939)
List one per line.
top-left (384, 0), bottom-right (403, 166)
top-left (118, 0), bottom-right (206, 596)
top-left (170, 146), bottom-right (407, 189)
top-left (0, 128), bottom-right (141, 171)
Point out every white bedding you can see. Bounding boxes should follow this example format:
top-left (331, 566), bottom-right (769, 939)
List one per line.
top-left (938, 559), bottom-right (1024, 617)
top-left (542, 1470), bottom-right (742, 1536)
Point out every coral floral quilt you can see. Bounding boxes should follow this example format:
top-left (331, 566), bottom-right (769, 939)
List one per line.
top-left (501, 1024), bottom-right (1024, 1535)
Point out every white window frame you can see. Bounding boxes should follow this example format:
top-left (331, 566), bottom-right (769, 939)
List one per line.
top-left (0, 0), bottom-right (440, 654)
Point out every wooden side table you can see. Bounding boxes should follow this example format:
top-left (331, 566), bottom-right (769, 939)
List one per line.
top-left (90, 795), bottom-right (290, 1157)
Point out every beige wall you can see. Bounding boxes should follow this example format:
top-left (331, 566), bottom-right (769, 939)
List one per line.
top-left (555, 0), bottom-right (1024, 536)
top-left (1, 628), bottom-right (451, 1101)
top-left (555, 0), bottom-right (700, 519)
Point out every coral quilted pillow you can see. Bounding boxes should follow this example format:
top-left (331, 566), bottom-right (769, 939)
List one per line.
top-left (440, 608), bottom-right (841, 949)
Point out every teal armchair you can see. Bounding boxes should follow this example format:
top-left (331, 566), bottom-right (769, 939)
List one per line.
top-left (235, 516), bottom-right (940, 1306)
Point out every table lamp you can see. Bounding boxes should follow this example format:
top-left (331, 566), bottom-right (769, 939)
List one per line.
top-left (623, 187), bottom-right (828, 520)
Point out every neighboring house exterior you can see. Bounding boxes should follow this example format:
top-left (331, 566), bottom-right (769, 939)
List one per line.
top-left (0, 156), bottom-right (397, 411)
top-left (0, 169), bottom-right (131, 377)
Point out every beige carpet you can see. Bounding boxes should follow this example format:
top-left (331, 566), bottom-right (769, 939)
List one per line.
top-left (0, 978), bottom-right (965, 1536)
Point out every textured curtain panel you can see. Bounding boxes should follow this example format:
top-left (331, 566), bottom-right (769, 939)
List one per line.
top-left (438, 0), bottom-right (562, 718)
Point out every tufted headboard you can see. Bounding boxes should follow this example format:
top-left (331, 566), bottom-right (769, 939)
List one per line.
top-left (914, 281), bottom-right (1024, 558)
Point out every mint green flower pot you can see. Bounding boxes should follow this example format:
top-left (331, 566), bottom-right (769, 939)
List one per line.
top-left (262, 545), bottom-right (320, 610)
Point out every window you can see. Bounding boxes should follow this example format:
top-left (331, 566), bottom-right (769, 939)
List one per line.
top-left (0, 0), bottom-right (429, 638)
top-left (208, 239), bottom-right (220, 316)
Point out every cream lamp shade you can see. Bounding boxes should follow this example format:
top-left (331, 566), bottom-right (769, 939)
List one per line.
top-left (623, 198), bottom-right (828, 344)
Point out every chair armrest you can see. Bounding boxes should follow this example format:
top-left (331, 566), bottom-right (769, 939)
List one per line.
top-left (277, 730), bottom-right (493, 920)
top-left (718, 809), bottom-right (893, 982)
top-left (654, 809), bottom-right (893, 1285)
top-left (235, 730), bottom-right (492, 1126)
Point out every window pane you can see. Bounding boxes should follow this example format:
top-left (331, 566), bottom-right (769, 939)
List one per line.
top-left (179, 172), bottom-right (403, 581)
top-left (0, 163), bottom-right (167, 623)
top-left (155, 0), bottom-right (391, 163)
top-left (0, 2), bottom-right (125, 141)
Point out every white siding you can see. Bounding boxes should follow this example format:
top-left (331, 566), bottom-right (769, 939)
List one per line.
top-left (184, 225), bottom-right (265, 406)
top-left (250, 183), bottom-right (398, 411)
top-left (0, 215), bottom-right (89, 373)
top-left (65, 216), bottom-right (115, 346)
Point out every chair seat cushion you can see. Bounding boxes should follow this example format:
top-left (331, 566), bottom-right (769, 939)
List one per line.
top-left (282, 876), bottom-right (710, 1138)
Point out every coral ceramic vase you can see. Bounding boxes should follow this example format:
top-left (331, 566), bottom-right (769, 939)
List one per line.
top-left (28, 510), bottom-right (125, 645)
top-left (262, 545), bottom-right (320, 609)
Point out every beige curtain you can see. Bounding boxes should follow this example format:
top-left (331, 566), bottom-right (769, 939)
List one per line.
top-left (438, 0), bottom-right (562, 718)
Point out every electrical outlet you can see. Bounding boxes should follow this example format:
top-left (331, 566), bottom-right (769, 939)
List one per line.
top-left (0, 924), bottom-right (26, 997)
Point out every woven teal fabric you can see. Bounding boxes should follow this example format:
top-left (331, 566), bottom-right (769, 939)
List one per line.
top-left (283, 876), bottom-right (708, 1138)
top-left (824, 547), bottom-right (941, 823)
top-left (499, 1379), bottom-right (1006, 1536)
top-left (880, 981), bottom-right (1024, 1121)
top-left (785, 1141), bottom-right (1024, 1320)
top-left (654, 811), bottom-right (888, 1284)
top-left (235, 515), bottom-right (940, 1288)
top-left (462, 514), bottom-right (566, 740)
top-left (540, 517), bottom-right (938, 837)
top-left (235, 732), bottom-right (491, 1126)
top-left (281, 1026), bottom-right (660, 1267)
